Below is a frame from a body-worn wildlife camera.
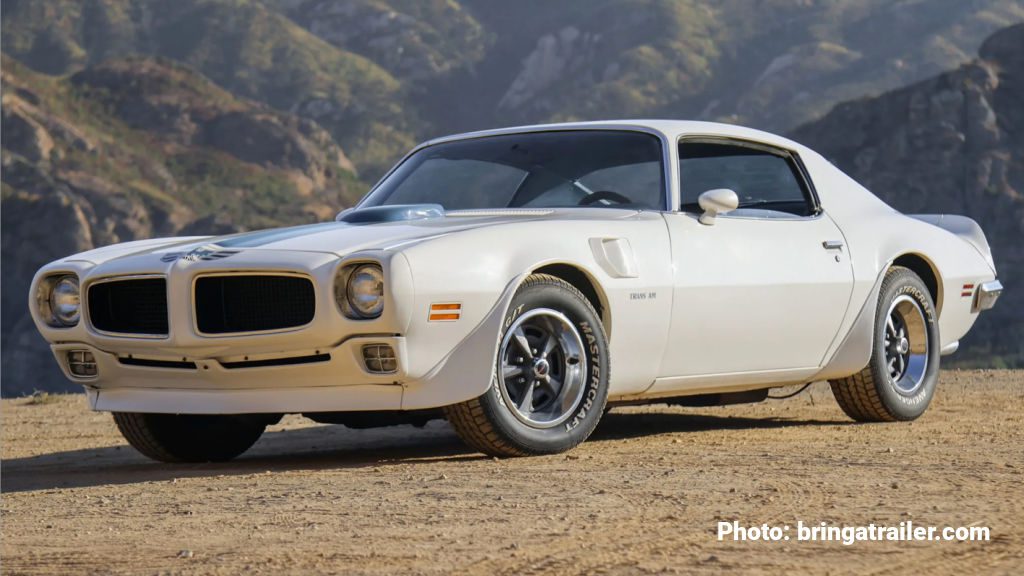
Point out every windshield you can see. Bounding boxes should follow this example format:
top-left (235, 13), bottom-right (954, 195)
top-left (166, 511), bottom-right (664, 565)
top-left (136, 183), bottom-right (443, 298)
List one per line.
top-left (360, 130), bottom-right (665, 211)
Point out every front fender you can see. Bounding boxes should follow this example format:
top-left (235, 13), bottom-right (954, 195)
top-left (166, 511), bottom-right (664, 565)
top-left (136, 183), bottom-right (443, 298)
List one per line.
top-left (401, 273), bottom-right (525, 410)
top-left (393, 214), bottom-right (673, 405)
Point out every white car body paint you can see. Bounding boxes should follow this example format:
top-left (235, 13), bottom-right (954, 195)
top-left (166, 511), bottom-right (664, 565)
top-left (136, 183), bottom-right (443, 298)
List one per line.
top-left (28, 120), bottom-right (1000, 415)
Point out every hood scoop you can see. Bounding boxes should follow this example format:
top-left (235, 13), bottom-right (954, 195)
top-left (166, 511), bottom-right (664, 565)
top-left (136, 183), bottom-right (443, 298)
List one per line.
top-left (337, 204), bottom-right (445, 224)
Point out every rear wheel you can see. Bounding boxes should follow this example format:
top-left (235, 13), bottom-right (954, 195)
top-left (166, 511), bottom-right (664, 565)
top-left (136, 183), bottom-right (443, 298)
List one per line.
top-left (830, 266), bottom-right (939, 421)
top-left (113, 412), bottom-right (269, 462)
top-left (444, 274), bottom-right (609, 456)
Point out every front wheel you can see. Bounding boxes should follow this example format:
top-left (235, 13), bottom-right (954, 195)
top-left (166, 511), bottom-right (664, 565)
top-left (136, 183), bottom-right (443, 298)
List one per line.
top-left (113, 412), bottom-right (269, 462)
top-left (830, 266), bottom-right (940, 422)
top-left (444, 274), bottom-right (609, 457)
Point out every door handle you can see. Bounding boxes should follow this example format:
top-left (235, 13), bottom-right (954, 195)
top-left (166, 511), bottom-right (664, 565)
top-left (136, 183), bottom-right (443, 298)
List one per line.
top-left (822, 240), bottom-right (844, 250)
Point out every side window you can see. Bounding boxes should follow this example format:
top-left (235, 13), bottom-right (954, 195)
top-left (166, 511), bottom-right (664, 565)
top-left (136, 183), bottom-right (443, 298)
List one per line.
top-left (679, 141), bottom-right (815, 217)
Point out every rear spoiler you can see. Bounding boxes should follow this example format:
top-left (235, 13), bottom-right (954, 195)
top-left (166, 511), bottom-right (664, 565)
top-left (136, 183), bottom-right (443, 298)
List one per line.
top-left (909, 214), bottom-right (995, 271)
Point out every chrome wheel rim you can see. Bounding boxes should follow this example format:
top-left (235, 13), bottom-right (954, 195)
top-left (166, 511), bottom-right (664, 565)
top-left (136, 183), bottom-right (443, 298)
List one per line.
top-left (498, 308), bottom-right (586, 428)
top-left (884, 295), bottom-right (929, 395)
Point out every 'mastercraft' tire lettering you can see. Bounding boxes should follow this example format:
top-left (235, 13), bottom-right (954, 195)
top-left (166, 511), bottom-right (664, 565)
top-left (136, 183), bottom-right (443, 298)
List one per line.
top-left (566, 321), bottom-right (602, 432)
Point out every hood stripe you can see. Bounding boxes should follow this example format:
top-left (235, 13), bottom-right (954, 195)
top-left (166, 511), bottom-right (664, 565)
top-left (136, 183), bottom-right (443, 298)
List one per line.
top-left (213, 223), bottom-right (348, 248)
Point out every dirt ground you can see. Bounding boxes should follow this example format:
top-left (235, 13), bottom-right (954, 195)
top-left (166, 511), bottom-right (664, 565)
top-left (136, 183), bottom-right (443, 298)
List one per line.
top-left (2, 370), bottom-right (1022, 575)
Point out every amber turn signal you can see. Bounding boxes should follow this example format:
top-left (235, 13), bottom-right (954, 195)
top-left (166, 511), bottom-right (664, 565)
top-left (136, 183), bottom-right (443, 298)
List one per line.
top-left (429, 303), bottom-right (461, 321)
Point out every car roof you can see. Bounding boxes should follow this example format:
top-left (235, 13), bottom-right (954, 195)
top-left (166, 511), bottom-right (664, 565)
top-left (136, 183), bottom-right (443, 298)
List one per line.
top-left (421, 120), bottom-right (809, 154)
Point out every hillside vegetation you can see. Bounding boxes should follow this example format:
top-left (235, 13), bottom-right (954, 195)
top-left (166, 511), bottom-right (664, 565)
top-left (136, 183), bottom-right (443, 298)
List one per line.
top-left (5, 0), bottom-right (1022, 173)
top-left (2, 0), bottom-right (416, 175)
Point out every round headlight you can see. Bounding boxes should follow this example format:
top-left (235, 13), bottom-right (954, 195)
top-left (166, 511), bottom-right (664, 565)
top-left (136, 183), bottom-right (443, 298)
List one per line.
top-left (346, 264), bottom-right (384, 318)
top-left (49, 275), bottom-right (81, 326)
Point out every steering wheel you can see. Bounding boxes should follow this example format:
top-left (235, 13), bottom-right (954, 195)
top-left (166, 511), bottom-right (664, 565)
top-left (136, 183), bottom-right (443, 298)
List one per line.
top-left (577, 190), bottom-right (633, 206)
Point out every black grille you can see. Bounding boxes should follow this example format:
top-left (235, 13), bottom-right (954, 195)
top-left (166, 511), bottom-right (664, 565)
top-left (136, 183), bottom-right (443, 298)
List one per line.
top-left (88, 278), bottom-right (169, 335)
top-left (195, 275), bottom-right (315, 334)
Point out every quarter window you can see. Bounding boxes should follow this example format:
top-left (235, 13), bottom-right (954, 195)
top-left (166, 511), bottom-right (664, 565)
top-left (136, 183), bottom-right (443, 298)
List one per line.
top-left (679, 141), bottom-right (815, 217)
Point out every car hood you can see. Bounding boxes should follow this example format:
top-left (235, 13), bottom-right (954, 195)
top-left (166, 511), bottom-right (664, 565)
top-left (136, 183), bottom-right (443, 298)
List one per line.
top-left (63, 208), bottom-right (643, 266)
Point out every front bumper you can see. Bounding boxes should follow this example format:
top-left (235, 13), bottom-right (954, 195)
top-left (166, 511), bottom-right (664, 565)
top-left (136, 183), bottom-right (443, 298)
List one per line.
top-left (53, 336), bottom-right (409, 414)
top-left (86, 383), bottom-right (404, 415)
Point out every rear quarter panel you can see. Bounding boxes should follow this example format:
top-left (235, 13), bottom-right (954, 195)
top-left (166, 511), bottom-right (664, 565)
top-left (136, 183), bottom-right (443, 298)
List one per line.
top-left (802, 150), bottom-right (996, 354)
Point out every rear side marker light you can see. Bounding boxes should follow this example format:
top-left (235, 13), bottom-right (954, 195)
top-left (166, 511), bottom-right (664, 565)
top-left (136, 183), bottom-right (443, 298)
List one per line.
top-left (362, 344), bottom-right (397, 374)
top-left (429, 303), bottom-right (461, 321)
top-left (67, 350), bottom-right (97, 377)
top-left (962, 283), bottom-right (975, 298)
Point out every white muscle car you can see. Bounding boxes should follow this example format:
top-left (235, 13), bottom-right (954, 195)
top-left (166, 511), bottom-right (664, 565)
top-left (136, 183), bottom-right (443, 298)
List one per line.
top-left (29, 121), bottom-right (1003, 462)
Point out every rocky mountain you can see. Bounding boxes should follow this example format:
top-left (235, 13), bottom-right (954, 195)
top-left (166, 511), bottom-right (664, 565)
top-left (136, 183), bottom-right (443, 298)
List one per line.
top-left (1, 56), bottom-right (362, 395)
top-left (269, 0), bottom-right (487, 83)
top-left (792, 24), bottom-right (1024, 368)
top-left (2, 0), bottom-right (417, 176)
top-left (5, 1), bottom-right (1023, 175)
top-left (421, 0), bottom-right (1024, 134)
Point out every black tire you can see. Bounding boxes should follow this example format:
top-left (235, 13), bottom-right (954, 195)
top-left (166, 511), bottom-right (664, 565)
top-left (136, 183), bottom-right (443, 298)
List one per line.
top-left (113, 412), bottom-right (269, 462)
top-left (830, 266), bottom-right (940, 422)
top-left (444, 274), bottom-right (609, 457)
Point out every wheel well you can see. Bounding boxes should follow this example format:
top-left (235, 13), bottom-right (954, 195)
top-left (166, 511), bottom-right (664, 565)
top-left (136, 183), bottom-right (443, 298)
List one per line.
top-left (531, 264), bottom-right (610, 335)
top-left (892, 254), bottom-right (941, 311)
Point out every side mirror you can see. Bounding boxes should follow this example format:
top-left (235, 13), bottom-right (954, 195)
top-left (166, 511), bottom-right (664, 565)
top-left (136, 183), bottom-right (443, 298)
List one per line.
top-left (697, 188), bottom-right (739, 225)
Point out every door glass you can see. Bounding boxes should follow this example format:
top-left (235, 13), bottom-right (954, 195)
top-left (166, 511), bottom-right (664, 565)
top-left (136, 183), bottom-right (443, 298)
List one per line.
top-left (679, 142), bottom-right (813, 216)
